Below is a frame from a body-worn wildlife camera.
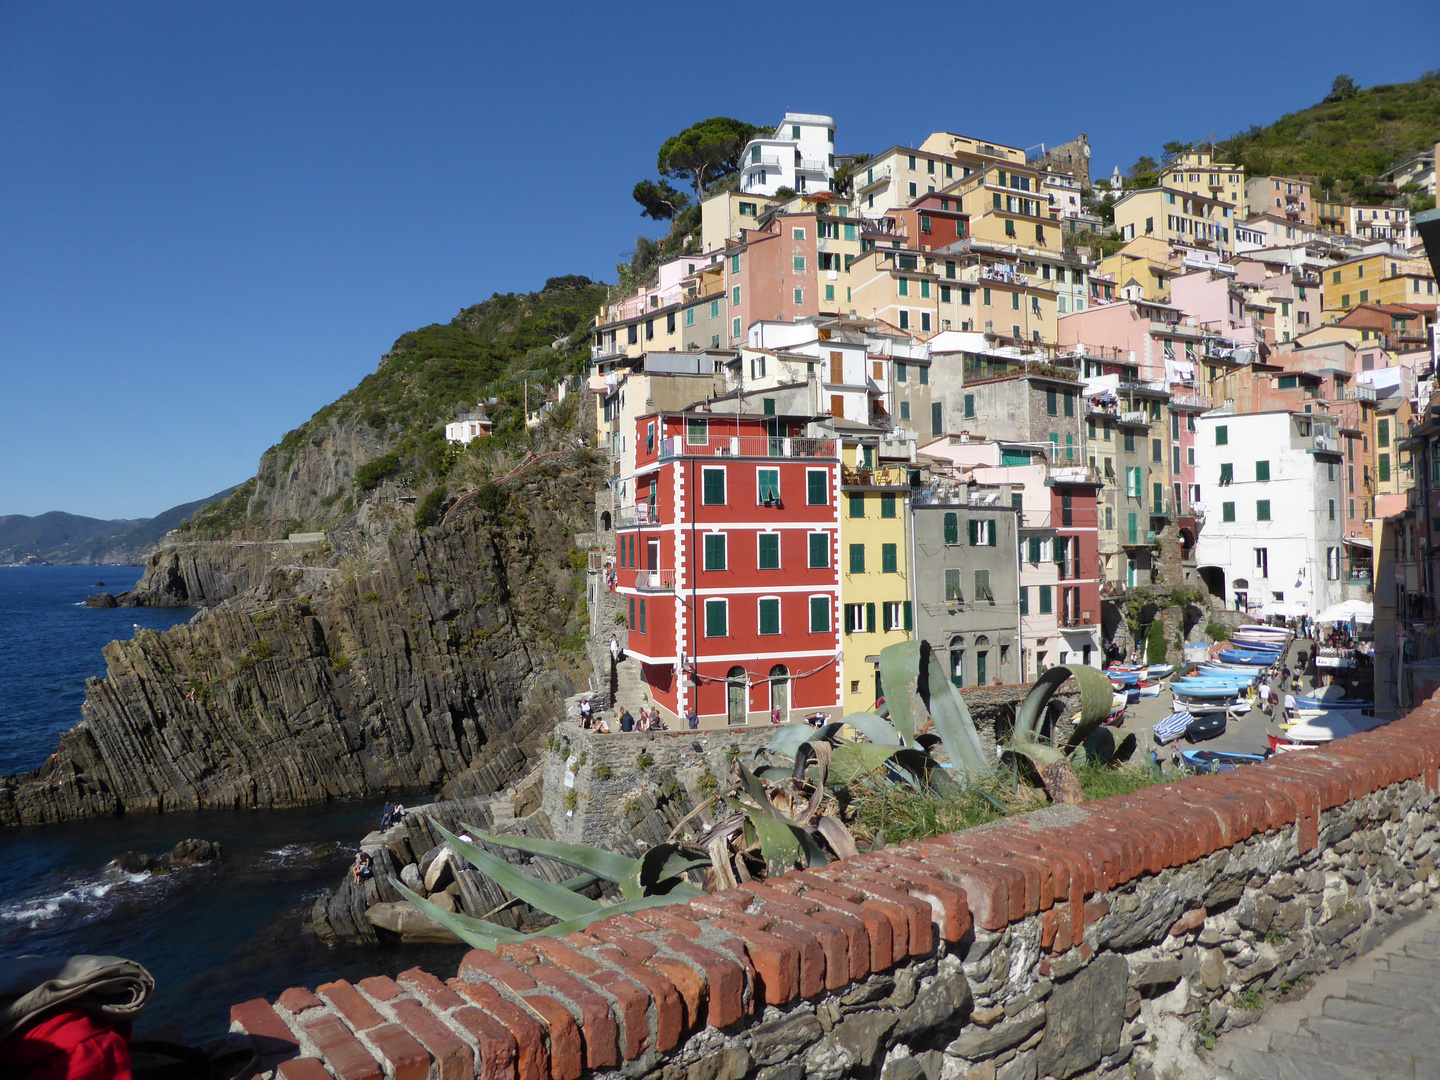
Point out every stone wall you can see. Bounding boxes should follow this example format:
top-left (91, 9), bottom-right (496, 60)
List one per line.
top-left (230, 698), bottom-right (1440, 1080)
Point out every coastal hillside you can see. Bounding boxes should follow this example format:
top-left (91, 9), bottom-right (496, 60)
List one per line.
top-left (0, 486), bottom-right (238, 565)
top-left (1215, 70), bottom-right (1440, 199)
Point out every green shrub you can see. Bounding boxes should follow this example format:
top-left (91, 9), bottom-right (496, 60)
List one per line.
top-left (636, 751), bottom-right (654, 770)
top-left (329, 652), bottom-right (352, 675)
top-left (564, 790), bottom-right (579, 811)
top-left (251, 639), bottom-right (274, 661)
top-left (355, 452), bottom-right (402, 491)
top-left (414, 486), bottom-right (448, 529)
top-left (1206, 619), bottom-right (1231, 642)
top-left (1145, 620), bottom-right (1167, 665)
top-left (593, 763), bottom-right (613, 781)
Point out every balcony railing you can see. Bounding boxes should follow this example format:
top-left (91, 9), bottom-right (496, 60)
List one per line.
top-left (656, 435), bottom-right (837, 461)
top-left (1345, 385), bottom-right (1378, 402)
top-left (746, 155), bottom-right (782, 169)
top-left (1119, 410), bottom-right (1150, 426)
top-left (797, 158), bottom-right (828, 173)
top-left (843, 466), bottom-right (910, 487)
top-left (615, 503), bottom-right (659, 528)
top-left (635, 570), bottom-right (675, 592)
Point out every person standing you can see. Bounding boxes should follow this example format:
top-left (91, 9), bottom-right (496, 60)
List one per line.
top-left (686, 707), bottom-right (698, 730)
top-left (1282, 690), bottom-right (1297, 723)
top-left (609, 634), bottom-right (621, 665)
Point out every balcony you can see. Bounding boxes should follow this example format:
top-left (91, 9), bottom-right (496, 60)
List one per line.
top-left (1345, 385), bottom-right (1378, 402)
top-left (746, 155), bottom-right (782, 169)
top-left (635, 570), bottom-right (675, 592)
top-left (1058, 612), bottom-right (1094, 628)
top-left (656, 435), bottom-right (837, 461)
top-left (1119, 410), bottom-right (1151, 426)
top-left (843, 465), bottom-right (910, 487)
top-left (797, 158), bottom-right (828, 174)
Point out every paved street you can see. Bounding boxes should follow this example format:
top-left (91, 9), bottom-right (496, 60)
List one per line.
top-left (1197, 905), bottom-right (1440, 1080)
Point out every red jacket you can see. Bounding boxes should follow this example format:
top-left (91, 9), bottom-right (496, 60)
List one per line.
top-left (0, 1009), bottom-right (133, 1080)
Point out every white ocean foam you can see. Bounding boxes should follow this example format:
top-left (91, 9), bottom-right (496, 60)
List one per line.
top-left (0, 869), bottom-right (155, 929)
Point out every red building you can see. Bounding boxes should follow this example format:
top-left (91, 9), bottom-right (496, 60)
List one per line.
top-left (614, 411), bottom-right (842, 728)
top-left (1049, 467), bottom-right (1103, 655)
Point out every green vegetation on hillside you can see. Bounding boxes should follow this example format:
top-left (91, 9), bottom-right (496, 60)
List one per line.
top-left (1216, 70), bottom-right (1440, 200)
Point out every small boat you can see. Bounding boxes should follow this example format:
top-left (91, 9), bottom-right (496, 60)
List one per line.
top-left (1217, 649), bottom-right (1281, 665)
top-left (1145, 664), bottom-right (1174, 680)
top-left (1105, 668), bottom-right (1141, 687)
top-left (1177, 748), bottom-right (1268, 773)
top-left (1135, 681), bottom-right (1163, 698)
top-left (1267, 733), bottom-right (1310, 753)
top-left (1282, 711), bottom-right (1389, 743)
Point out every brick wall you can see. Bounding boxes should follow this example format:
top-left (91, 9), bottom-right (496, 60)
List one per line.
top-left (232, 696), bottom-right (1440, 1080)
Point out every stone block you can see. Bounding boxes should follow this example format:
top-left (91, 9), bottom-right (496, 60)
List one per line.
top-left (1034, 954), bottom-right (1126, 1079)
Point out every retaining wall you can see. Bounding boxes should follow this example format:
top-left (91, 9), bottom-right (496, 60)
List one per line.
top-left (231, 695), bottom-right (1440, 1080)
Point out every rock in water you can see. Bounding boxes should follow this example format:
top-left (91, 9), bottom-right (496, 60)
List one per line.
top-left (83, 593), bottom-right (119, 609)
top-left (166, 838), bottom-right (222, 865)
top-left (365, 901), bottom-right (463, 944)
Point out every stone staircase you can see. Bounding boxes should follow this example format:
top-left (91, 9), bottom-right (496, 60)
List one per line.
top-left (1210, 924), bottom-right (1440, 1080)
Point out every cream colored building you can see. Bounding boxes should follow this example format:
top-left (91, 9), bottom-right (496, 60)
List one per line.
top-left (1113, 187), bottom-right (1235, 255)
top-left (1158, 149), bottom-right (1244, 208)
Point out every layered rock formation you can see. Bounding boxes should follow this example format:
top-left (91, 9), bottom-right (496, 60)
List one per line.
top-left (0, 454), bottom-right (603, 826)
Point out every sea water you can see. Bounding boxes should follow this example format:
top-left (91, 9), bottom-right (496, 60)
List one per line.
top-left (0, 566), bottom-right (465, 1039)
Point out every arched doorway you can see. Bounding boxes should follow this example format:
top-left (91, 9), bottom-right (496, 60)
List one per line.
top-left (727, 667), bottom-right (747, 726)
top-left (949, 636), bottom-right (966, 688)
top-left (600, 510), bottom-right (612, 531)
top-left (1198, 565), bottom-right (1226, 603)
top-left (974, 635), bottom-right (990, 687)
top-left (1232, 577), bottom-right (1250, 613)
top-left (769, 665), bottom-right (789, 721)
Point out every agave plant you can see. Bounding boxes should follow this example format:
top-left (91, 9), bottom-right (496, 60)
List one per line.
top-left (390, 820), bottom-right (709, 950)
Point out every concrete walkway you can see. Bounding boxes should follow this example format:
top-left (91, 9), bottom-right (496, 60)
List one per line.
top-left (1197, 904), bottom-right (1440, 1080)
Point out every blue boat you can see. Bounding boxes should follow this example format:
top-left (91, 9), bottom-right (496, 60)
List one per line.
top-left (1294, 696), bottom-right (1372, 711)
top-left (1178, 749), bottom-right (1268, 773)
top-left (1216, 649), bottom-right (1280, 665)
top-left (1105, 668), bottom-right (1141, 687)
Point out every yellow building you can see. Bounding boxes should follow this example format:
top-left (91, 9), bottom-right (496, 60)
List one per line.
top-left (1097, 236), bottom-right (1182, 302)
top-left (700, 190), bottom-right (775, 254)
top-left (945, 162), bottom-right (1064, 252)
top-left (1113, 187), bottom-right (1236, 253)
top-left (851, 135), bottom-right (1023, 217)
top-left (1158, 150), bottom-right (1245, 207)
top-left (838, 445), bottom-right (912, 712)
top-left (1319, 253), bottom-right (1435, 321)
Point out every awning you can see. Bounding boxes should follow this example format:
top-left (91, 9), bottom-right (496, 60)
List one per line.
top-left (1343, 536), bottom-right (1373, 549)
top-left (1313, 599), bottom-right (1374, 624)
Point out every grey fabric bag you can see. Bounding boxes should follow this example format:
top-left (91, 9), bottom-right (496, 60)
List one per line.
top-left (0, 955), bottom-right (154, 1043)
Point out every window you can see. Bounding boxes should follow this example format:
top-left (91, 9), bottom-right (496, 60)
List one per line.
top-left (702, 468), bottom-right (726, 505)
top-left (964, 394), bottom-right (975, 419)
top-left (793, 256), bottom-right (806, 273)
top-left (921, 313), bottom-right (931, 333)
top-left (1046, 389), bottom-right (1058, 415)
top-left (920, 280), bottom-right (931, 300)
top-left (1028, 536), bottom-right (1042, 563)
top-left (1127, 512), bottom-right (1138, 544)
top-left (883, 602), bottom-right (905, 631)
top-left (1126, 466), bottom-right (1142, 498)
top-left (1064, 392), bottom-right (1074, 418)
top-left (757, 468), bottom-right (779, 503)
top-left (932, 402), bottom-right (943, 437)
top-left (1379, 453), bottom-right (1390, 482)
top-left (848, 492), bottom-right (865, 519)
top-left (687, 418), bottom-right (708, 445)
top-left (1378, 418), bottom-right (1390, 448)
top-left (879, 493), bottom-right (897, 519)
top-left (1219, 463), bottom-right (1233, 486)
top-left (809, 596), bottom-right (830, 633)
top-left (793, 288), bottom-right (804, 305)
top-left (899, 311), bottom-right (909, 331)
top-left (943, 512), bottom-right (958, 544)
top-left (1222, 502), bottom-right (1235, 523)
top-left (1255, 547), bottom-right (1268, 577)
top-left (881, 543), bottom-right (898, 573)
top-left (807, 469), bottom-right (827, 505)
top-left (628, 596), bottom-right (634, 629)
top-left (919, 365), bottom-right (928, 385)
top-left (974, 569), bottom-right (994, 602)
top-left (1038, 585), bottom-right (1052, 614)
top-left (900, 402), bottom-right (910, 420)
top-left (732, 285), bottom-right (741, 307)
top-left (704, 599), bottom-right (727, 637)
top-left (808, 532), bottom-right (829, 568)
top-left (1256, 460), bottom-right (1269, 482)
top-left (1327, 547), bottom-right (1340, 581)
top-left (1019, 587), bottom-right (1028, 615)
top-left (898, 278), bottom-right (909, 298)
top-left (1216, 425), bottom-right (1228, 446)
top-left (1328, 499), bottom-right (1336, 521)
top-left (968, 518), bottom-right (997, 546)
top-left (944, 569), bottom-right (963, 601)
top-left (759, 598), bottom-right (780, 635)
top-left (1188, 447), bottom-right (1195, 466)
top-left (758, 533), bottom-right (780, 569)
top-left (1124, 431), bottom-right (1135, 453)
top-left (1152, 438), bottom-right (1162, 462)
top-left (844, 604), bottom-right (865, 634)
top-left (704, 533), bottom-right (727, 570)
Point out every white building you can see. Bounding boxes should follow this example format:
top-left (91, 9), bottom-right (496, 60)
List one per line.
top-left (738, 113), bottom-right (836, 198)
top-left (444, 417), bottom-right (492, 444)
top-left (1192, 409), bottom-right (1346, 618)
top-left (1349, 204), bottom-right (1416, 245)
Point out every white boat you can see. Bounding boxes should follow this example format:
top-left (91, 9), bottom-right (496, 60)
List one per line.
top-left (1135, 682), bottom-right (1164, 698)
top-left (1282, 711), bottom-right (1389, 743)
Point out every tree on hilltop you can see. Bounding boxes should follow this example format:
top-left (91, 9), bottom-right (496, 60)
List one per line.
top-left (1326, 74), bottom-right (1359, 103)
top-left (656, 117), bottom-right (766, 196)
top-left (631, 179), bottom-right (690, 221)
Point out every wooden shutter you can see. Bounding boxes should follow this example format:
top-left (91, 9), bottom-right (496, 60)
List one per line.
top-left (830, 351), bottom-right (843, 382)
top-left (830, 394), bottom-right (845, 417)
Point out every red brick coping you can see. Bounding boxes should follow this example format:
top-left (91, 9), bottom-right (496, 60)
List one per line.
top-left (231, 701), bottom-right (1440, 1080)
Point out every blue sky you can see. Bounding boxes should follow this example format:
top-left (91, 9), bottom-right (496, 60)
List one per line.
top-left (3, 2), bottom-right (1437, 519)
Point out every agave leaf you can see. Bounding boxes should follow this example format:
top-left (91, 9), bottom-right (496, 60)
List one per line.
top-left (753, 765), bottom-right (795, 781)
top-left (431, 820), bottom-right (600, 920)
top-left (531, 893), bottom-right (691, 937)
top-left (879, 641), bottom-right (925, 747)
top-left (836, 712), bottom-right (903, 747)
top-left (390, 878), bottom-right (530, 950)
top-left (707, 835), bottom-right (740, 891)
top-left (814, 814), bottom-right (860, 861)
top-left (1013, 664), bottom-right (1114, 748)
top-left (920, 646), bottom-right (990, 778)
top-left (624, 844), bottom-right (710, 900)
top-left (735, 764), bottom-right (831, 872)
top-left (831, 742), bottom-right (903, 784)
top-left (460, 825), bottom-right (639, 888)
top-left (765, 722), bottom-right (839, 758)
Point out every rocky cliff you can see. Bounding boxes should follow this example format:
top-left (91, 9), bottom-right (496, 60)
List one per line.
top-left (0, 453), bottom-right (603, 826)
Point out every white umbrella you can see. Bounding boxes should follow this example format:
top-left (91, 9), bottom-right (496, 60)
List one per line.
top-left (1313, 599), bottom-right (1373, 624)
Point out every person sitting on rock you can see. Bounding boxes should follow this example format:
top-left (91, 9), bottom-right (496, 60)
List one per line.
top-left (618, 708), bottom-right (635, 732)
top-left (579, 698), bottom-right (593, 728)
top-left (352, 850), bottom-right (373, 885)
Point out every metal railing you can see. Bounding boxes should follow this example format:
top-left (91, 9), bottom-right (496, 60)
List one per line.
top-left (634, 570), bottom-right (675, 592)
top-left (656, 435), bottom-right (837, 461)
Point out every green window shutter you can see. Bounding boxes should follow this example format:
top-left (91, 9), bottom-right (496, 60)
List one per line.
top-left (1019, 586), bottom-right (1028, 615)
top-left (849, 544), bottom-right (865, 574)
top-left (1039, 585), bottom-right (1052, 614)
top-left (1256, 460), bottom-right (1269, 482)
top-left (704, 534), bottom-right (726, 570)
top-left (1064, 392), bottom-right (1074, 418)
top-left (1066, 433), bottom-right (1074, 460)
top-left (964, 394), bottom-right (975, 419)
top-left (1153, 482), bottom-right (1163, 509)
top-left (945, 569), bottom-right (962, 600)
top-left (865, 602), bottom-right (876, 633)
top-left (758, 469), bottom-right (779, 500)
top-left (702, 469), bottom-right (725, 505)
top-left (1052, 538), bottom-right (1065, 563)
top-left (1127, 512), bottom-right (1137, 544)
top-left (903, 601), bottom-right (912, 631)
top-left (1257, 500), bottom-right (1270, 521)
top-left (882, 543), bottom-right (897, 573)
top-left (919, 365), bottom-right (928, 385)
top-left (705, 600), bottom-right (726, 637)
top-left (1222, 502), bottom-right (1235, 523)
top-left (759, 598), bottom-right (780, 636)
top-left (807, 470), bottom-right (826, 505)
top-left (1219, 463), bottom-right (1232, 485)
top-left (848, 493), bottom-right (865, 518)
top-left (809, 596), bottom-right (829, 632)
top-left (1028, 536), bottom-right (1041, 563)
top-left (1216, 425), bottom-right (1228, 445)
top-left (763, 397), bottom-right (775, 416)
top-left (1379, 454), bottom-right (1391, 482)
top-left (758, 533), bottom-right (780, 569)
top-left (1046, 389), bottom-right (1057, 415)
top-left (943, 513), bottom-right (958, 544)
top-left (809, 532), bottom-right (828, 567)
top-left (881, 493), bottom-right (896, 518)
top-left (1378, 418), bottom-right (1390, 447)
top-left (629, 596), bottom-right (635, 628)
top-left (639, 599), bottom-right (646, 633)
